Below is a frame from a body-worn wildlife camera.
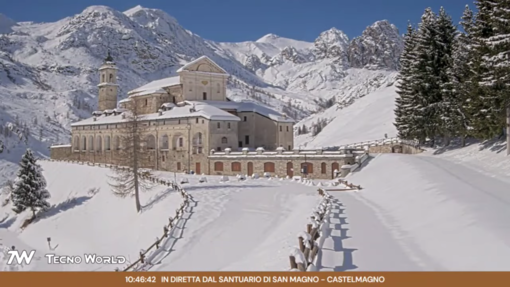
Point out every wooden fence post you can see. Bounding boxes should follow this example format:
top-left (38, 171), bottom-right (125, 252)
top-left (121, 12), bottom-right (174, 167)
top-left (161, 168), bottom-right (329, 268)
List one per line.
top-left (289, 256), bottom-right (298, 269)
top-left (139, 252), bottom-right (145, 264)
top-left (298, 236), bottom-right (304, 252)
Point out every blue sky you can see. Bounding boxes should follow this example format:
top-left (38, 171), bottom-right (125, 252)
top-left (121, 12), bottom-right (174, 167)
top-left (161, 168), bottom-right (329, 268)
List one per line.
top-left (3, 0), bottom-right (474, 42)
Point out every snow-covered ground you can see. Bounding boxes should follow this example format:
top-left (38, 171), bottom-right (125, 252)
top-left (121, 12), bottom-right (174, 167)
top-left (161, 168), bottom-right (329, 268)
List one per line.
top-left (0, 161), bottom-right (321, 271)
top-left (295, 83), bottom-right (398, 148)
top-left (319, 153), bottom-right (510, 271)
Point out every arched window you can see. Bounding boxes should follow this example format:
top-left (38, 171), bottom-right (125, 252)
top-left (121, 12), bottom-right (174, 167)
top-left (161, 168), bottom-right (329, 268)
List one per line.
top-left (221, 137), bottom-right (228, 144)
top-left (114, 136), bottom-right (120, 150)
top-left (105, 135), bottom-right (111, 151)
top-left (161, 135), bottom-right (169, 149)
top-left (96, 136), bottom-right (102, 151)
top-left (82, 136), bottom-right (87, 151)
top-left (73, 136), bottom-right (80, 151)
top-left (102, 74), bottom-right (105, 82)
top-left (146, 135), bottom-right (156, 150)
top-left (321, 162), bottom-right (327, 174)
top-left (193, 132), bottom-right (202, 146)
top-left (88, 136), bottom-right (94, 151)
top-left (109, 74), bottom-right (113, 82)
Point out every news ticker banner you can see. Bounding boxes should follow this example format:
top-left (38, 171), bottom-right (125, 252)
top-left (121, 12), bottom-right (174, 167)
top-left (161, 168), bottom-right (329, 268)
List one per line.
top-left (1, 272), bottom-right (509, 286)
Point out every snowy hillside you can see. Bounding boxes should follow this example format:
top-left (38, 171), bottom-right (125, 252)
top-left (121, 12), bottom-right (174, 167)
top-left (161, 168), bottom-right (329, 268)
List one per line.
top-left (0, 4), bottom-right (403, 184)
top-left (0, 161), bottom-right (321, 271)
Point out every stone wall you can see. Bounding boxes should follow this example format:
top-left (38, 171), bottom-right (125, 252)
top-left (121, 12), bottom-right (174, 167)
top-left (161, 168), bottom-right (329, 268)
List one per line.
top-left (49, 145), bottom-right (73, 161)
top-left (206, 148), bottom-right (359, 179)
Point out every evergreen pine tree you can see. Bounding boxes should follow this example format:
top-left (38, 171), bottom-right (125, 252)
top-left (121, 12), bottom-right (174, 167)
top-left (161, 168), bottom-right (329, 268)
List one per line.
top-left (412, 8), bottom-right (442, 144)
top-left (446, 5), bottom-right (475, 146)
top-left (394, 23), bottom-right (419, 139)
top-left (465, 0), bottom-right (500, 139)
top-left (11, 149), bottom-right (51, 218)
top-left (435, 7), bottom-right (459, 145)
top-left (480, 0), bottom-right (510, 150)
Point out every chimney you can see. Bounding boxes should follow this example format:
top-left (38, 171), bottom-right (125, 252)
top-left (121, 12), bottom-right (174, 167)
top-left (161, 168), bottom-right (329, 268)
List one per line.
top-left (93, 117), bottom-right (97, 122)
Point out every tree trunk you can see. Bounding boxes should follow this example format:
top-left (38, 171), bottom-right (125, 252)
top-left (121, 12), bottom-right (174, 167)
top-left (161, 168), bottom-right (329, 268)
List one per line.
top-left (507, 104), bottom-right (510, 156)
top-left (133, 132), bottom-right (141, 213)
top-left (461, 135), bottom-right (466, 147)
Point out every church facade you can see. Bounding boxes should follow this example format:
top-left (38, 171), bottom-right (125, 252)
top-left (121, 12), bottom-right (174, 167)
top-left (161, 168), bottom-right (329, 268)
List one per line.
top-left (50, 54), bottom-right (356, 179)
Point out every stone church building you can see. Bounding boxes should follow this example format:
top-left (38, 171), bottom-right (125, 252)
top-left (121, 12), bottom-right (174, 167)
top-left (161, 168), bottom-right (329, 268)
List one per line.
top-left (51, 54), bottom-right (357, 179)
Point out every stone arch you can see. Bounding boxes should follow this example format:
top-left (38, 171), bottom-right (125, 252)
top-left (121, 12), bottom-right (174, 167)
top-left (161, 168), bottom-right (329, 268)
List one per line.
top-left (105, 135), bottom-right (111, 151)
top-left (88, 135), bottom-right (94, 151)
top-left (264, 162), bottom-right (275, 173)
top-left (321, 162), bottom-right (327, 174)
top-left (392, 145), bottom-right (403, 153)
top-left (287, 162), bottom-right (293, 178)
top-left (146, 134), bottom-right (156, 150)
top-left (160, 134), bottom-right (169, 149)
top-left (73, 136), bottom-right (80, 151)
top-left (96, 135), bottom-right (102, 151)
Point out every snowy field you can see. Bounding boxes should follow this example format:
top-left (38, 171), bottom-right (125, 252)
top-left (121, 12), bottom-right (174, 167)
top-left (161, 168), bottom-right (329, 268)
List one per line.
top-left (295, 84), bottom-right (398, 148)
top-left (0, 161), bottom-right (321, 271)
top-left (319, 153), bottom-right (510, 271)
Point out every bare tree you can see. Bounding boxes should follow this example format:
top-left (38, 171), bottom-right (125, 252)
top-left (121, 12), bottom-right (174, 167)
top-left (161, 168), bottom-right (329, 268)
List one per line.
top-left (108, 102), bottom-right (155, 212)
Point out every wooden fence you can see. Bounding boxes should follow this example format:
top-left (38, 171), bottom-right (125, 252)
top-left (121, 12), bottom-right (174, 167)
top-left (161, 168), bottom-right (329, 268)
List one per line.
top-left (39, 158), bottom-right (194, 272)
top-left (289, 188), bottom-right (332, 271)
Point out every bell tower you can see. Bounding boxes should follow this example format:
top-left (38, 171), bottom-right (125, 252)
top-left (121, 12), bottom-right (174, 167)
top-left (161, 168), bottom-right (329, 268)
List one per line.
top-left (97, 51), bottom-right (119, 111)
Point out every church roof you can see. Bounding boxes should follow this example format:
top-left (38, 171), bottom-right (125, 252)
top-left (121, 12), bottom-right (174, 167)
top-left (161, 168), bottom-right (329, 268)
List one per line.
top-left (128, 76), bottom-right (180, 96)
top-left (176, 56), bottom-right (228, 74)
top-left (192, 100), bottom-right (295, 123)
top-left (70, 102), bottom-right (239, 127)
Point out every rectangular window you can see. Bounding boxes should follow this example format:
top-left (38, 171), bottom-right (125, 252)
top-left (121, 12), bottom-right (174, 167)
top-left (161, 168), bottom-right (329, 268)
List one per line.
top-left (279, 126), bottom-right (282, 132)
top-left (177, 162), bottom-right (181, 170)
top-left (196, 118), bottom-right (199, 124)
top-left (239, 141), bottom-right (243, 148)
top-left (203, 92), bottom-right (207, 100)
top-left (217, 122), bottom-right (220, 129)
top-left (245, 135), bottom-right (249, 145)
top-left (286, 126), bottom-right (289, 132)
top-left (227, 122), bottom-right (231, 129)
top-left (243, 116), bottom-right (247, 122)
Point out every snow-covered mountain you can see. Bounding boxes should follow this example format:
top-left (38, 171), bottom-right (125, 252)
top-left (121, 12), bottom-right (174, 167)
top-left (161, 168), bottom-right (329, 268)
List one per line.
top-left (0, 4), bottom-right (403, 183)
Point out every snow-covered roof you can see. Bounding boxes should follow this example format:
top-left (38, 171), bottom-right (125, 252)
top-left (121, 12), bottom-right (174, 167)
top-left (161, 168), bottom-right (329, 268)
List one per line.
top-left (71, 102), bottom-right (239, 127)
top-left (190, 100), bottom-right (294, 123)
top-left (127, 76), bottom-right (180, 96)
top-left (176, 56), bottom-right (228, 74)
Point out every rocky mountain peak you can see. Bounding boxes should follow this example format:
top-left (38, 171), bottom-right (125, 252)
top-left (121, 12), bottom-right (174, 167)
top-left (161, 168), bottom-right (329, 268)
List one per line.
top-left (347, 20), bottom-right (403, 70)
top-left (313, 27), bottom-right (350, 65)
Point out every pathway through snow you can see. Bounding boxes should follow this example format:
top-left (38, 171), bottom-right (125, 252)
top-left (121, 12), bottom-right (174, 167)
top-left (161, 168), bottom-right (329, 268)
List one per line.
top-left (318, 154), bottom-right (510, 271)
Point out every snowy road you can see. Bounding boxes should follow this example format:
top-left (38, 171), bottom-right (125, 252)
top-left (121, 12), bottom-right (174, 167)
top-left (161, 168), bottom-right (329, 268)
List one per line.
top-left (319, 154), bottom-right (510, 271)
top-left (150, 178), bottom-right (320, 271)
